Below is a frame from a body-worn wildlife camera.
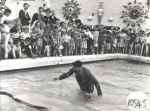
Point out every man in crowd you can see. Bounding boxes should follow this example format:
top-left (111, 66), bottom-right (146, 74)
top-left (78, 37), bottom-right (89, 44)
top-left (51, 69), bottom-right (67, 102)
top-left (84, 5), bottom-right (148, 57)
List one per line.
top-left (19, 3), bottom-right (31, 26)
top-left (0, 8), bottom-right (12, 59)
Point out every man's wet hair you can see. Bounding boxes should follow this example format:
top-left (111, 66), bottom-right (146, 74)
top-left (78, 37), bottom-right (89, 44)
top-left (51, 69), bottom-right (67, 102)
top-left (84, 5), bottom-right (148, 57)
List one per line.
top-left (73, 61), bottom-right (82, 67)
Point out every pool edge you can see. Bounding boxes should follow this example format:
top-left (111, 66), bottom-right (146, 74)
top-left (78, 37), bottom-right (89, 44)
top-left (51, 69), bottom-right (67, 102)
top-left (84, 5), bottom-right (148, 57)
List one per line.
top-left (0, 54), bottom-right (150, 72)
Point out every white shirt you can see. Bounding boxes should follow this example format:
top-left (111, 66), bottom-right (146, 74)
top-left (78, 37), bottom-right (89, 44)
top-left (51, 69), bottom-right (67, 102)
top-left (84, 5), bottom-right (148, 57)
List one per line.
top-left (1, 15), bottom-right (13, 24)
top-left (85, 31), bottom-right (94, 39)
top-left (146, 37), bottom-right (150, 44)
top-left (63, 34), bottom-right (71, 43)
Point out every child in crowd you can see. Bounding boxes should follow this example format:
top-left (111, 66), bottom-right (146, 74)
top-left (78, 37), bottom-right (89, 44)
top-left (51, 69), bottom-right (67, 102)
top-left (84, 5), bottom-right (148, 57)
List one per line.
top-left (128, 33), bottom-right (136, 54)
top-left (112, 36), bottom-right (117, 53)
top-left (51, 27), bottom-right (60, 56)
top-left (19, 26), bottom-right (33, 57)
top-left (81, 31), bottom-right (87, 55)
top-left (134, 37), bottom-right (142, 55)
top-left (57, 30), bottom-right (63, 56)
top-left (75, 30), bottom-right (82, 55)
top-left (69, 36), bottom-right (75, 55)
top-left (145, 34), bottom-right (150, 56)
top-left (21, 38), bottom-right (33, 58)
top-left (31, 21), bottom-right (45, 57)
top-left (85, 28), bottom-right (94, 54)
top-left (117, 37), bottom-right (125, 54)
top-left (92, 28), bottom-right (99, 54)
top-left (101, 41), bottom-right (105, 54)
top-left (42, 24), bottom-right (53, 57)
top-left (62, 31), bottom-right (71, 56)
top-left (10, 33), bottom-right (22, 58)
top-left (105, 39), bottom-right (111, 53)
top-left (12, 38), bottom-right (22, 58)
top-left (5, 37), bottom-right (14, 58)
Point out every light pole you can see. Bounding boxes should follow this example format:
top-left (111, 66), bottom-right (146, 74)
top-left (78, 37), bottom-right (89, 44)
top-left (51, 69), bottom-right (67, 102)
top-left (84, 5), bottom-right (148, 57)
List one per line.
top-left (134, 0), bottom-right (137, 3)
top-left (147, 0), bottom-right (150, 13)
top-left (97, 2), bottom-right (104, 25)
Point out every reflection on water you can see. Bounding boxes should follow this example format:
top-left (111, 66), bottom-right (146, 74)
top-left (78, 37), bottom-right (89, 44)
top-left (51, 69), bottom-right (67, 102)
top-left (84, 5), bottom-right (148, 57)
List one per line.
top-left (0, 95), bottom-right (38, 111)
top-left (0, 60), bottom-right (150, 111)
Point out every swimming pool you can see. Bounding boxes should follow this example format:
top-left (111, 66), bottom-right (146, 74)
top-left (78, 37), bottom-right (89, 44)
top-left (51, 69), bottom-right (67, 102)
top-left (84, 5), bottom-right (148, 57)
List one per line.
top-left (0, 60), bottom-right (150, 111)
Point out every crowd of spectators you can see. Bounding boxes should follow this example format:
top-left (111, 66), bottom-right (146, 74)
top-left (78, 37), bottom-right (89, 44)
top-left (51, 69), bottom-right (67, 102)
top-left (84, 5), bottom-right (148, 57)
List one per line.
top-left (0, 3), bottom-right (150, 59)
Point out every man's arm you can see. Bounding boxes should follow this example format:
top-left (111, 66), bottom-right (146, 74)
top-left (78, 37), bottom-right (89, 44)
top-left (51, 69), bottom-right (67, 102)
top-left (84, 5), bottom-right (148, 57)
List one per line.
top-left (94, 80), bottom-right (102, 96)
top-left (54, 68), bottom-right (74, 80)
top-left (91, 74), bottom-right (102, 96)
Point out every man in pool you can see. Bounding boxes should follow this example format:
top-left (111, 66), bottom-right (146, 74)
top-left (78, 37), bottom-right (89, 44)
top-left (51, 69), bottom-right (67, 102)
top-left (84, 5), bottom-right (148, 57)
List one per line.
top-left (53, 60), bottom-right (102, 97)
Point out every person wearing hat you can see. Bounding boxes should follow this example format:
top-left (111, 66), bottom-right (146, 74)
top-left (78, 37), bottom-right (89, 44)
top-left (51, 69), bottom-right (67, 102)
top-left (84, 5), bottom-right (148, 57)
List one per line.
top-left (53, 60), bottom-right (102, 98)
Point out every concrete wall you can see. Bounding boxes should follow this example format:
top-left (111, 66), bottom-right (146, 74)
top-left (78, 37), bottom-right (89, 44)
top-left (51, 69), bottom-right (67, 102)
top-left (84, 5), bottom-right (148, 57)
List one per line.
top-left (0, 54), bottom-right (150, 72)
top-left (5, 0), bottom-right (147, 26)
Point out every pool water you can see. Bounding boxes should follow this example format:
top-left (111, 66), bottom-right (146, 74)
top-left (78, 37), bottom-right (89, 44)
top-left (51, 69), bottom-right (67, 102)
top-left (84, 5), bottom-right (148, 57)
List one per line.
top-left (0, 60), bottom-right (150, 111)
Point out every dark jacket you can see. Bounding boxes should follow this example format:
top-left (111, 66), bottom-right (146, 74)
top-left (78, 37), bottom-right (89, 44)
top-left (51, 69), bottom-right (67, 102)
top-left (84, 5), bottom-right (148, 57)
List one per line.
top-left (59, 67), bottom-right (102, 96)
top-left (31, 13), bottom-right (38, 25)
top-left (31, 13), bottom-right (45, 25)
top-left (44, 16), bottom-right (58, 25)
top-left (19, 10), bottom-right (31, 26)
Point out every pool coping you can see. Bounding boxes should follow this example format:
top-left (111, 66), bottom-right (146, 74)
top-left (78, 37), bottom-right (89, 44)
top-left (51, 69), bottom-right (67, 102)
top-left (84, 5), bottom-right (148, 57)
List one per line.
top-left (0, 54), bottom-right (150, 72)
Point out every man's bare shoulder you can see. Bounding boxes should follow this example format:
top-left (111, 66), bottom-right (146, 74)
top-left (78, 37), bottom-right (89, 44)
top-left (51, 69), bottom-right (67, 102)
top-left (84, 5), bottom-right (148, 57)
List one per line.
top-left (82, 67), bottom-right (92, 74)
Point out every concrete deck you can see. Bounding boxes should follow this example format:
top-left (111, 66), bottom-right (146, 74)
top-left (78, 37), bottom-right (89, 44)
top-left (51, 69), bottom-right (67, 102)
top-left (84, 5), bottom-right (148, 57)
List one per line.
top-left (0, 54), bottom-right (150, 72)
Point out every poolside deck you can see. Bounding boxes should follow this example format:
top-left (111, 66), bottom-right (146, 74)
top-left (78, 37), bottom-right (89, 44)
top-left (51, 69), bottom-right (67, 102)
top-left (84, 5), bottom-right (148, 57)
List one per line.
top-left (0, 54), bottom-right (150, 72)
